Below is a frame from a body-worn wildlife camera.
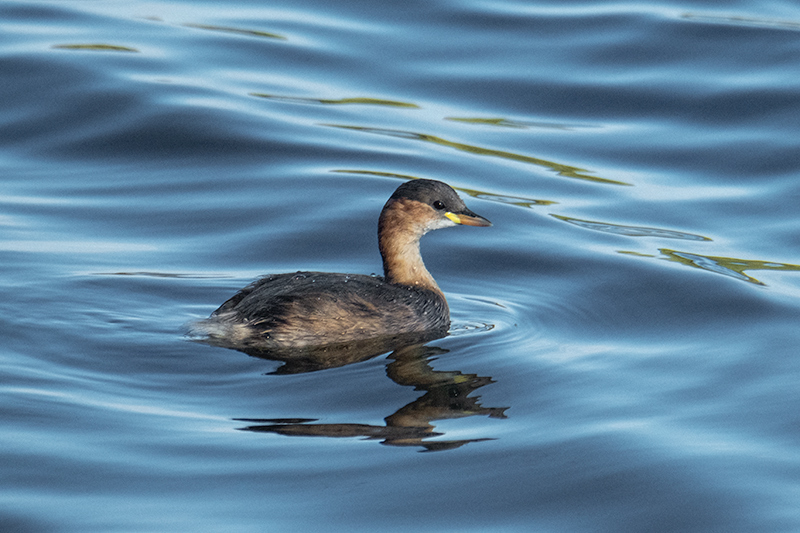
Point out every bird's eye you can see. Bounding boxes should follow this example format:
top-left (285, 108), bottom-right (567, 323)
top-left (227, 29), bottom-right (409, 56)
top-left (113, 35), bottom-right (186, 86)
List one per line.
top-left (432, 200), bottom-right (445, 210)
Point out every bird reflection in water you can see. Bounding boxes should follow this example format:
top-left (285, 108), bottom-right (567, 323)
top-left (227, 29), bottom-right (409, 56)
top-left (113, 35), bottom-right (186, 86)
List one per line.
top-left (221, 334), bottom-right (507, 452)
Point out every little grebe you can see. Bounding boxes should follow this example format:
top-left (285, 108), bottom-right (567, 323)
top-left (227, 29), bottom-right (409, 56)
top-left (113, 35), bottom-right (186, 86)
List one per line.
top-left (202, 179), bottom-right (491, 349)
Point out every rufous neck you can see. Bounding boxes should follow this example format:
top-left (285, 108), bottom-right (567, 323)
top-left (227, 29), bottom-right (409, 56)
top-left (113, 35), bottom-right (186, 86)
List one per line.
top-left (378, 199), bottom-right (442, 295)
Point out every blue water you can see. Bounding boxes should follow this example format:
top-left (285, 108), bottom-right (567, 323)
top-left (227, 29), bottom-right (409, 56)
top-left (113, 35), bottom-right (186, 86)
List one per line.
top-left (3, 1), bottom-right (800, 531)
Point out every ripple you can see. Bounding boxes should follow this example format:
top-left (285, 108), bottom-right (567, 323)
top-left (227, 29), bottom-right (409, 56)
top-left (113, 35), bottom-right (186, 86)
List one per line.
top-left (251, 93), bottom-right (419, 108)
top-left (445, 116), bottom-right (597, 131)
top-left (323, 124), bottom-right (631, 186)
top-left (620, 248), bottom-right (800, 286)
top-left (682, 13), bottom-right (800, 31)
top-left (4, 0), bottom-right (800, 529)
top-left (659, 249), bottom-right (800, 286)
top-left (0, 240), bottom-right (158, 254)
top-left (51, 43), bottom-right (139, 52)
top-left (447, 287), bottom-right (600, 346)
top-left (330, 170), bottom-right (555, 207)
top-left (95, 271), bottom-right (230, 279)
top-left (448, 321), bottom-right (496, 336)
top-left (553, 214), bottom-right (711, 241)
top-left (467, 188), bottom-right (556, 207)
top-left (331, 169), bottom-right (421, 181)
top-left (182, 23), bottom-right (287, 40)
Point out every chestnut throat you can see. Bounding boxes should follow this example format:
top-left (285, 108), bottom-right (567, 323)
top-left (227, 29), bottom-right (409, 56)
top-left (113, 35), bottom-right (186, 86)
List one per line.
top-left (378, 198), bottom-right (443, 296)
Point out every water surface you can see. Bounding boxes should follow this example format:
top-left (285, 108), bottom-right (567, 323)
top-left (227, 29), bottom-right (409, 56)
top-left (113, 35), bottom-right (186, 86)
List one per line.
top-left (2, 1), bottom-right (800, 531)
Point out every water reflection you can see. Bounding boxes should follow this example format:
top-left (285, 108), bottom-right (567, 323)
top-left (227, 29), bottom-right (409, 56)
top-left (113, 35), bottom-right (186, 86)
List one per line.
top-left (251, 93), bottom-right (418, 108)
top-left (681, 13), bottom-right (800, 31)
top-left (331, 169), bottom-right (420, 181)
top-left (52, 44), bottom-right (139, 52)
top-left (467, 191), bottom-right (554, 208)
top-left (183, 23), bottom-right (286, 40)
top-left (324, 124), bottom-right (630, 186)
top-left (659, 249), bottom-right (800, 286)
top-left (331, 169), bottom-right (555, 208)
top-left (620, 248), bottom-right (800, 285)
top-left (553, 214), bottom-right (711, 241)
top-left (445, 116), bottom-right (594, 131)
top-left (207, 328), bottom-right (446, 374)
top-left (236, 342), bottom-right (507, 452)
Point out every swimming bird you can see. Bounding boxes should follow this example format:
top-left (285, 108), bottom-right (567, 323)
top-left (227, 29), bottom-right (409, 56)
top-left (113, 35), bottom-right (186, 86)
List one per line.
top-left (200, 179), bottom-right (491, 350)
